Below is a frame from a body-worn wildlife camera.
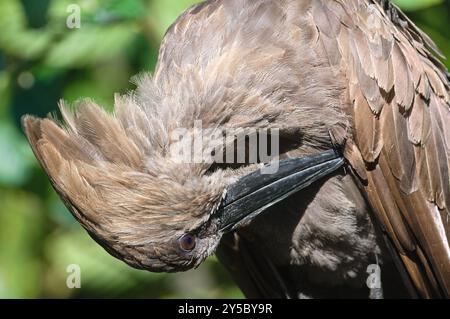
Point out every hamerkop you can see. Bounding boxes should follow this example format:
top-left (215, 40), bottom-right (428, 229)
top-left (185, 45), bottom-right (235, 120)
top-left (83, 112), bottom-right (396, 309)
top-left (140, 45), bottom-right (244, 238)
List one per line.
top-left (22, 0), bottom-right (450, 298)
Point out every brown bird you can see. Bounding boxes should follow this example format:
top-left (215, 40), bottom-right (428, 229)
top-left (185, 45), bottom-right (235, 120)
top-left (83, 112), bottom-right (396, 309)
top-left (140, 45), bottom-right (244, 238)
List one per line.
top-left (22, 0), bottom-right (450, 298)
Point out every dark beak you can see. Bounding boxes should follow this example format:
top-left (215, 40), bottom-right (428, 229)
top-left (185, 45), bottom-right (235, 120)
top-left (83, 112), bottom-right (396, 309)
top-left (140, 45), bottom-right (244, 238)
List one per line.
top-left (216, 150), bottom-right (344, 232)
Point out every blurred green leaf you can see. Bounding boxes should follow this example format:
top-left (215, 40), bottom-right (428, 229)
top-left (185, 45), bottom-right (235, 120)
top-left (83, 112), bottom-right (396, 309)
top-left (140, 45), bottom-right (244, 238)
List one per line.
top-left (0, 189), bottom-right (44, 298)
top-left (394, 0), bottom-right (444, 10)
top-left (45, 229), bottom-right (163, 297)
top-left (0, 71), bottom-right (12, 117)
top-left (48, 0), bottom-right (147, 25)
top-left (0, 119), bottom-right (35, 186)
top-left (93, 0), bottom-right (147, 23)
top-left (148, 0), bottom-right (199, 39)
top-left (20, 0), bottom-right (51, 28)
top-left (47, 0), bottom-right (99, 22)
top-left (0, 0), bottom-right (54, 59)
top-left (45, 24), bottom-right (138, 68)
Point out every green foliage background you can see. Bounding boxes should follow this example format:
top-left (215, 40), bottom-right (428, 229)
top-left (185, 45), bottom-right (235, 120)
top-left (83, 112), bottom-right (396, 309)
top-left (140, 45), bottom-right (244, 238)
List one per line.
top-left (0, 0), bottom-right (448, 298)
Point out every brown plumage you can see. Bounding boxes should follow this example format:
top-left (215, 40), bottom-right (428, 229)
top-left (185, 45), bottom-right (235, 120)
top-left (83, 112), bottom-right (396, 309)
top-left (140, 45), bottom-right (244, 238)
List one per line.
top-left (23, 0), bottom-right (449, 298)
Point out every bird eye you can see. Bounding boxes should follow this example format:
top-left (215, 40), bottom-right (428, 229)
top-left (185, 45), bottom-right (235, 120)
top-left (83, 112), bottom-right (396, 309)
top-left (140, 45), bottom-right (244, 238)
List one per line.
top-left (179, 234), bottom-right (196, 251)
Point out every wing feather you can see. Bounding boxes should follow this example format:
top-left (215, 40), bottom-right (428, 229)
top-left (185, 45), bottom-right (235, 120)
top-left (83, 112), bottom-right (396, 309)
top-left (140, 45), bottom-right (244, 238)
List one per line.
top-left (315, 0), bottom-right (450, 298)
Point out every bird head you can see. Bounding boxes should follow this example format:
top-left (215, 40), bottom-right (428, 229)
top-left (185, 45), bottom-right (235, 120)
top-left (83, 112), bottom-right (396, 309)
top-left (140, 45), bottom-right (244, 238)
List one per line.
top-left (22, 0), bottom-right (346, 272)
top-left (22, 101), bottom-right (233, 272)
top-left (22, 97), bottom-right (342, 272)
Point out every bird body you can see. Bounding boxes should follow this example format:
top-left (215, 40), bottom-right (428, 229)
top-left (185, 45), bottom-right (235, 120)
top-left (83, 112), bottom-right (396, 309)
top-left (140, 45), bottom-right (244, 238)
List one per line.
top-left (23, 0), bottom-right (450, 298)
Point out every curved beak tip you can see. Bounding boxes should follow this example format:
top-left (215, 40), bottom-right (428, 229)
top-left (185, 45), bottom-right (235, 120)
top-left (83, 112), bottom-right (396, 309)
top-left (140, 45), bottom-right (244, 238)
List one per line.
top-left (216, 150), bottom-right (344, 232)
